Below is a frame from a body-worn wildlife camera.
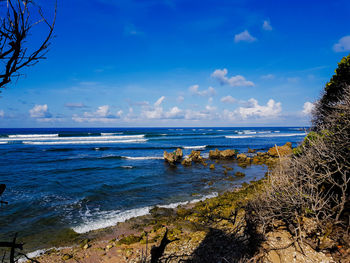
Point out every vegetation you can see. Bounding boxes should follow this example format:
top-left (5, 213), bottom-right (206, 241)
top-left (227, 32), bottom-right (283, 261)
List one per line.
top-left (247, 54), bottom-right (350, 259)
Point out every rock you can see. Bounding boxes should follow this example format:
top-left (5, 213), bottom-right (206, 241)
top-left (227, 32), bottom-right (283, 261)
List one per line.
top-left (219, 149), bottom-right (236, 159)
top-left (234, 172), bottom-right (245, 177)
top-left (268, 142), bottom-right (293, 157)
top-left (188, 150), bottom-right (203, 162)
top-left (209, 148), bottom-right (221, 159)
top-left (237, 153), bottom-right (247, 160)
top-left (83, 243), bottom-right (90, 250)
top-left (181, 158), bottom-right (192, 166)
top-left (222, 165), bottom-right (233, 171)
top-left (247, 147), bottom-right (256, 153)
top-left (62, 254), bottom-right (72, 261)
top-left (164, 148), bottom-right (183, 165)
top-left (209, 164), bottom-right (215, 169)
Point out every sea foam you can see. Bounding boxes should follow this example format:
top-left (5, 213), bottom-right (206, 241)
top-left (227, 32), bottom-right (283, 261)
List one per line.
top-left (183, 145), bottom-right (207, 149)
top-left (72, 192), bottom-right (218, 234)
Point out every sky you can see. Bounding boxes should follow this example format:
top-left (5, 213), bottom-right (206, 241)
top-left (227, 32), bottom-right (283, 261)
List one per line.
top-left (0, 0), bottom-right (350, 128)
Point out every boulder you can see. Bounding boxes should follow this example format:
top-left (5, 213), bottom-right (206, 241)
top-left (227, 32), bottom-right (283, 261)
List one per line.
top-left (220, 149), bottom-right (236, 159)
top-left (247, 147), bottom-right (256, 153)
top-left (234, 172), bottom-right (245, 177)
top-left (181, 158), bottom-right (192, 166)
top-left (188, 150), bottom-right (203, 162)
top-left (164, 148), bottom-right (183, 165)
top-left (209, 164), bottom-right (215, 169)
top-left (237, 153), bottom-right (247, 160)
top-left (209, 148), bottom-right (221, 159)
top-left (268, 142), bottom-right (293, 157)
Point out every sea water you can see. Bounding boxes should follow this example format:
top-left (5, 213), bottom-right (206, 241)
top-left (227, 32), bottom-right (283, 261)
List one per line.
top-left (0, 127), bottom-right (306, 250)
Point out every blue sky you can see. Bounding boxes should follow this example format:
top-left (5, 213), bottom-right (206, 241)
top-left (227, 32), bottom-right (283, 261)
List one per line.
top-left (0, 0), bottom-right (350, 127)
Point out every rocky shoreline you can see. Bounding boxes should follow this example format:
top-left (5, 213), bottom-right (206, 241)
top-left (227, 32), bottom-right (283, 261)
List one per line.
top-left (21, 142), bottom-right (334, 263)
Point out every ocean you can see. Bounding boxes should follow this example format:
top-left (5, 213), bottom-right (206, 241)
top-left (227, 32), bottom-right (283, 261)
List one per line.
top-left (0, 127), bottom-right (306, 251)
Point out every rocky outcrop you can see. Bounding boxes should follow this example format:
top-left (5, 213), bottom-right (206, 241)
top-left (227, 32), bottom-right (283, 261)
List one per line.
top-left (209, 149), bottom-right (236, 159)
top-left (209, 149), bottom-right (221, 159)
top-left (220, 149), bottom-right (236, 159)
top-left (188, 150), bottom-right (203, 163)
top-left (268, 142), bottom-right (293, 157)
top-left (236, 153), bottom-right (251, 168)
top-left (181, 151), bottom-right (206, 166)
top-left (181, 158), bottom-right (192, 166)
top-left (164, 148), bottom-right (183, 165)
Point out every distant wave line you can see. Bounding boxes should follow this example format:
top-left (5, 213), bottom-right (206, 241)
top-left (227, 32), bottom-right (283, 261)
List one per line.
top-left (22, 139), bottom-right (147, 145)
top-left (0, 134), bottom-right (145, 142)
top-left (8, 134), bottom-right (59, 138)
top-left (225, 133), bottom-right (306, 139)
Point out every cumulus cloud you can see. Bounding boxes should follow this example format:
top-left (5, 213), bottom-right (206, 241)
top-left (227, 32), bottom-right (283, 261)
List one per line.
top-left (333, 35), bottom-right (350, 52)
top-left (211, 69), bottom-right (254, 87)
top-left (29, 104), bottom-right (52, 118)
top-left (0, 110), bottom-right (4, 118)
top-left (72, 105), bottom-right (122, 123)
top-left (236, 98), bottom-right (282, 119)
top-left (234, 30), bottom-right (256, 43)
top-left (262, 20), bottom-right (272, 31)
top-left (302, 101), bottom-right (315, 115)
top-left (64, 103), bottom-right (87, 109)
top-left (189, 85), bottom-right (216, 96)
top-left (221, 95), bottom-right (236, 104)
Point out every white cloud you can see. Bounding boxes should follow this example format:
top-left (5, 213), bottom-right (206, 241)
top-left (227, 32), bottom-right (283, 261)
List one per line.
top-left (189, 85), bottom-right (216, 96)
top-left (29, 104), bottom-right (52, 118)
top-left (0, 110), bottom-right (4, 118)
top-left (236, 98), bottom-right (282, 119)
top-left (262, 20), bottom-right (272, 31)
top-left (261, 74), bottom-right (275, 80)
top-left (302, 101), bottom-right (314, 115)
top-left (184, 109), bottom-right (211, 120)
top-left (211, 69), bottom-right (254, 87)
top-left (72, 105), bottom-right (122, 123)
top-left (234, 30), bottom-right (256, 43)
top-left (333, 35), bottom-right (350, 52)
top-left (154, 96), bottom-right (165, 107)
top-left (164, 106), bottom-right (184, 119)
top-left (221, 95), bottom-right (236, 104)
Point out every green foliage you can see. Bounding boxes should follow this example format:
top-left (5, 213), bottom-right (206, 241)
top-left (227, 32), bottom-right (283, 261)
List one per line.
top-left (293, 130), bottom-right (331, 155)
top-left (324, 55), bottom-right (350, 103)
top-left (314, 54), bottom-right (350, 128)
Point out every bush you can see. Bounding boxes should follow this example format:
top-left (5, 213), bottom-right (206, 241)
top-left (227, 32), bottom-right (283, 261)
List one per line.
top-left (247, 56), bottom-right (350, 251)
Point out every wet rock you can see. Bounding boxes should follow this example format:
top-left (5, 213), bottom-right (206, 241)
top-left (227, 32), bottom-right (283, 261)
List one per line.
top-left (209, 164), bottom-right (215, 169)
top-left (181, 158), bottom-right (192, 166)
top-left (222, 165), bottom-right (233, 171)
top-left (247, 147), bottom-right (256, 153)
top-left (237, 153), bottom-right (247, 160)
top-left (234, 172), bottom-right (245, 177)
top-left (164, 148), bottom-right (183, 165)
top-left (189, 150), bottom-right (203, 162)
top-left (209, 148), bottom-right (221, 159)
top-left (219, 149), bottom-right (236, 159)
top-left (268, 142), bottom-right (293, 157)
